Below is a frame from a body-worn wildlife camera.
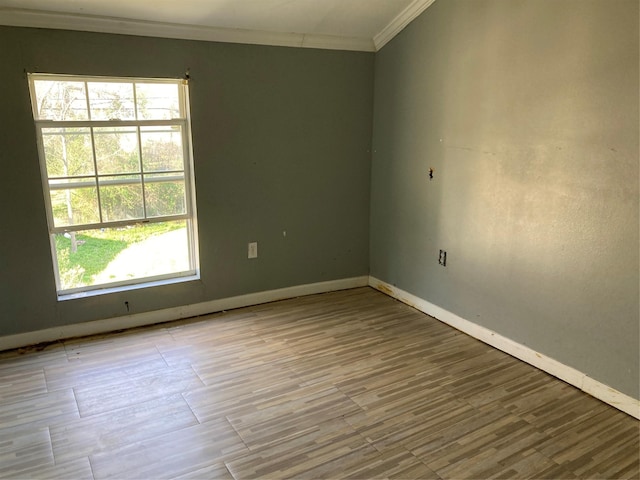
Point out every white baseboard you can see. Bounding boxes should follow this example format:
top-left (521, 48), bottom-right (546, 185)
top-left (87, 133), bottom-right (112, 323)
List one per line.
top-left (369, 276), bottom-right (640, 420)
top-left (3, 274), bottom-right (637, 419)
top-left (0, 276), bottom-right (369, 353)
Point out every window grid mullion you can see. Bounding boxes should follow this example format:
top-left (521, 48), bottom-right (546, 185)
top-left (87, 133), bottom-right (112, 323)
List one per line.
top-left (136, 126), bottom-right (148, 219)
top-left (83, 81), bottom-right (105, 225)
top-left (48, 171), bottom-right (185, 182)
top-left (181, 127), bottom-right (192, 218)
top-left (84, 81), bottom-right (92, 121)
top-left (180, 83), bottom-right (193, 219)
top-left (133, 82), bottom-right (139, 121)
top-left (35, 119), bottom-right (185, 128)
top-left (50, 213), bottom-right (191, 234)
top-left (89, 126), bottom-right (104, 224)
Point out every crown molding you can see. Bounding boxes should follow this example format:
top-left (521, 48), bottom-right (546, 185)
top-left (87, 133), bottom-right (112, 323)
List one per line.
top-left (301, 33), bottom-right (374, 52)
top-left (373, 0), bottom-right (437, 50)
top-left (0, 7), bottom-right (376, 52)
top-left (0, 1), bottom-right (437, 53)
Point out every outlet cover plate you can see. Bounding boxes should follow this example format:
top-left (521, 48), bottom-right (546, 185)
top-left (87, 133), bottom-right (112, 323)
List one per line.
top-left (248, 242), bottom-right (258, 259)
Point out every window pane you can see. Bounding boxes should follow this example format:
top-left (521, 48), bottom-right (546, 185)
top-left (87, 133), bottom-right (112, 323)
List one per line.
top-left (53, 220), bottom-right (190, 291)
top-left (145, 173), bottom-right (186, 217)
top-left (94, 126), bottom-right (140, 174)
top-left (33, 80), bottom-right (88, 121)
top-left (88, 82), bottom-right (135, 120)
top-left (135, 83), bottom-right (181, 120)
top-left (49, 181), bottom-right (99, 227)
top-left (140, 125), bottom-right (184, 172)
top-left (42, 127), bottom-right (94, 177)
top-left (30, 75), bottom-right (197, 295)
top-left (99, 175), bottom-right (144, 222)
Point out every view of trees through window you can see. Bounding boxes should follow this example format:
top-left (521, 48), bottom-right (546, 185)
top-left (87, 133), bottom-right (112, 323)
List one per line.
top-left (30, 75), bottom-right (198, 294)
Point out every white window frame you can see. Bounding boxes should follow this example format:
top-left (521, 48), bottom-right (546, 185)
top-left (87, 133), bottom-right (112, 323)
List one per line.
top-left (28, 73), bottom-right (199, 298)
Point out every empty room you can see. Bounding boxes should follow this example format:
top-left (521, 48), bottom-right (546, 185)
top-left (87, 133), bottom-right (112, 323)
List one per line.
top-left (0, 0), bottom-right (638, 478)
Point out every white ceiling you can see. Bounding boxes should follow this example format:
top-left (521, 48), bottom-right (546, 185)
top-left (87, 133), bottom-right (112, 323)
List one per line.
top-left (0, 0), bottom-right (436, 51)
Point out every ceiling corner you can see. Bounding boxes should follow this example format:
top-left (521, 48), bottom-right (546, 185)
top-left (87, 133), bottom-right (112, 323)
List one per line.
top-left (373, 0), bottom-right (437, 51)
top-left (0, 7), bottom-right (376, 52)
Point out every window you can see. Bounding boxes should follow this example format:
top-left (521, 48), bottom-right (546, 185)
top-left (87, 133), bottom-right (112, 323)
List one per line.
top-left (28, 74), bottom-right (199, 298)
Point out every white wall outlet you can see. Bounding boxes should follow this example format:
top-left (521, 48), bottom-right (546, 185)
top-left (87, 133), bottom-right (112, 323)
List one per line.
top-left (248, 242), bottom-right (258, 259)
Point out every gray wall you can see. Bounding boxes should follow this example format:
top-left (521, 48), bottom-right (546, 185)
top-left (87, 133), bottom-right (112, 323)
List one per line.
top-left (1, 0), bottom-right (638, 401)
top-left (0, 26), bottom-right (373, 335)
top-left (370, 0), bottom-right (639, 398)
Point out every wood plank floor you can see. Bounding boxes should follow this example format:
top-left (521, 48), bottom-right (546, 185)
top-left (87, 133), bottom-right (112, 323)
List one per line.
top-left (0, 287), bottom-right (638, 479)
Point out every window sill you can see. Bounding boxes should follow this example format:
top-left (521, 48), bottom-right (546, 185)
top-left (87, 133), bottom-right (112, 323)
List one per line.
top-left (57, 273), bottom-right (200, 301)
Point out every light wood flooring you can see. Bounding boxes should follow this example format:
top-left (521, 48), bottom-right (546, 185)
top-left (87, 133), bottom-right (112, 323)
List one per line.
top-left (0, 287), bottom-right (638, 479)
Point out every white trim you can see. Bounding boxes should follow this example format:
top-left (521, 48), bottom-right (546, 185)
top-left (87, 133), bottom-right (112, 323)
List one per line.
top-left (58, 272), bottom-right (199, 300)
top-left (0, 8), bottom-right (375, 52)
top-left (4, 273), bottom-right (635, 418)
top-left (0, 276), bottom-right (369, 352)
top-left (373, 0), bottom-right (437, 50)
top-left (300, 33), bottom-right (374, 52)
top-left (28, 74), bottom-right (199, 297)
top-left (368, 276), bottom-right (640, 420)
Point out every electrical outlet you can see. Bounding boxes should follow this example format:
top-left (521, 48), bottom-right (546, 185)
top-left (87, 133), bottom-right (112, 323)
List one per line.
top-left (439, 250), bottom-right (447, 266)
top-left (248, 242), bottom-right (258, 259)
